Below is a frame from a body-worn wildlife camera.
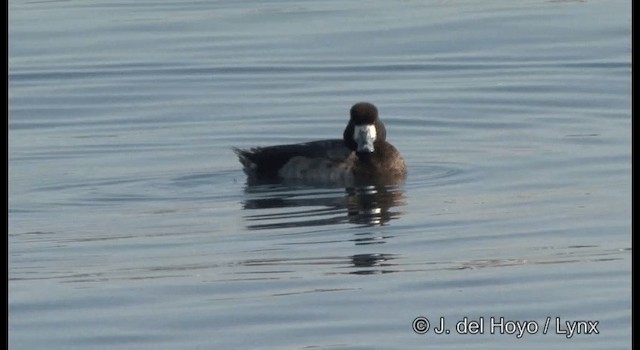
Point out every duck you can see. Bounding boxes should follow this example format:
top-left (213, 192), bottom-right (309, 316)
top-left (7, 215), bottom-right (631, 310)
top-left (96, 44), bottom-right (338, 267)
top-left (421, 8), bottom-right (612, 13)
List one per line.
top-left (233, 102), bottom-right (407, 185)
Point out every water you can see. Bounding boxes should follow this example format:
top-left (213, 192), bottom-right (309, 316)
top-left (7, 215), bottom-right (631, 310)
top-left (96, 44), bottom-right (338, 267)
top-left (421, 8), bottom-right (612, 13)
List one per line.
top-left (9, 0), bottom-right (631, 349)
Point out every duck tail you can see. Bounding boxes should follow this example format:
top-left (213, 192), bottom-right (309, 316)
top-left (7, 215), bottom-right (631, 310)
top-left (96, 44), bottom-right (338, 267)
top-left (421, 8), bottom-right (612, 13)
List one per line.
top-left (232, 147), bottom-right (257, 175)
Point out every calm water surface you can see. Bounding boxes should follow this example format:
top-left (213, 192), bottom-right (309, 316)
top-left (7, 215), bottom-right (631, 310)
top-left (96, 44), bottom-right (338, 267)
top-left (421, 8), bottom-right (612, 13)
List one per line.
top-left (9, 0), bottom-right (631, 349)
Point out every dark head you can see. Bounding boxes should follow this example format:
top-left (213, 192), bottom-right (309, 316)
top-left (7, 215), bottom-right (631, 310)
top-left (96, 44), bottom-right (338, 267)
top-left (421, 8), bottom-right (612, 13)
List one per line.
top-left (343, 102), bottom-right (387, 160)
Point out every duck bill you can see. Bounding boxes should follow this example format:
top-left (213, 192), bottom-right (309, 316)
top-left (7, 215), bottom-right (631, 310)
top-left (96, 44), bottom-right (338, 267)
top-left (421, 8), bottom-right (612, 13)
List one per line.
top-left (354, 124), bottom-right (376, 153)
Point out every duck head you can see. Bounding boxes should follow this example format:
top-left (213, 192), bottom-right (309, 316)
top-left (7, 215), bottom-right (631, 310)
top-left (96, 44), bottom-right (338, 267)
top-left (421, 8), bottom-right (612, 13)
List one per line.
top-left (343, 102), bottom-right (387, 161)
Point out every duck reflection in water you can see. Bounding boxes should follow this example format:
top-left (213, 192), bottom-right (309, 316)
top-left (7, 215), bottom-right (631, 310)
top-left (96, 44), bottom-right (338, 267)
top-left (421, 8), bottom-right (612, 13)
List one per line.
top-left (240, 184), bottom-right (405, 230)
top-left (239, 184), bottom-right (405, 275)
top-left (349, 253), bottom-right (397, 275)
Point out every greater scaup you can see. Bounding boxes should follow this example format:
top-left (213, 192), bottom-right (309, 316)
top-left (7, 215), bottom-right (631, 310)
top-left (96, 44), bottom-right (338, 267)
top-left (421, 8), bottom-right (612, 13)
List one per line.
top-left (234, 102), bottom-right (407, 185)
